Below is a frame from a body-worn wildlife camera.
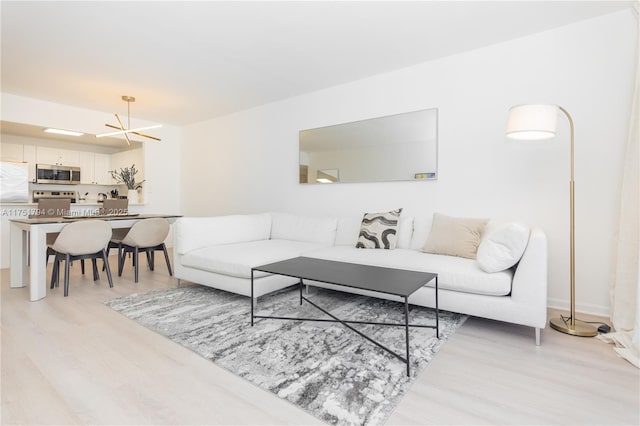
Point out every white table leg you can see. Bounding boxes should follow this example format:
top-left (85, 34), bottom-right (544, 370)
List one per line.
top-left (28, 226), bottom-right (47, 301)
top-left (10, 223), bottom-right (27, 288)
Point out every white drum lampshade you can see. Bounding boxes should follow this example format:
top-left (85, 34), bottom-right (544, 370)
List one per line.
top-left (506, 104), bottom-right (559, 140)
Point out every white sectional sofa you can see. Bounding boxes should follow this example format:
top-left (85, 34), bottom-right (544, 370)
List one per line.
top-left (174, 212), bottom-right (548, 344)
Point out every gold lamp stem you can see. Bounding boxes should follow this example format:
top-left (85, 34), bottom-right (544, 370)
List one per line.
top-left (550, 107), bottom-right (597, 337)
top-left (559, 106), bottom-right (576, 329)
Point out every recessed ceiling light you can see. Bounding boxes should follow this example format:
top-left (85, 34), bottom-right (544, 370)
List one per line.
top-left (44, 128), bottom-right (84, 137)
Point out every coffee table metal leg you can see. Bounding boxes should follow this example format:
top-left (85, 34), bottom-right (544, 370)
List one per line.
top-left (435, 276), bottom-right (439, 339)
top-left (251, 269), bottom-right (254, 326)
top-left (404, 296), bottom-right (410, 377)
top-left (251, 262), bottom-right (438, 376)
top-left (299, 278), bottom-right (303, 305)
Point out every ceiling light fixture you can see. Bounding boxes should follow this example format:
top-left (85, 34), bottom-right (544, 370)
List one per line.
top-left (44, 128), bottom-right (84, 137)
top-left (96, 95), bottom-right (161, 145)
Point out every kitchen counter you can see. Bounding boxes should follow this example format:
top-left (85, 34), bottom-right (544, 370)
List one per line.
top-left (1, 202), bottom-right (146, 269)
top-left (1, 202), bottom-right (145, 206)
top-left (10, 213), bottom-right (181, 301)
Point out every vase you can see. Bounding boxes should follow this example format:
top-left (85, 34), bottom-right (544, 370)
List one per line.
top-left (127, 189), bottom-right (139, 204)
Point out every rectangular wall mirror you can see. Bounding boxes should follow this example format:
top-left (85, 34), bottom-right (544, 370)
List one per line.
top-left (299, 108), bottom-right (438, 184)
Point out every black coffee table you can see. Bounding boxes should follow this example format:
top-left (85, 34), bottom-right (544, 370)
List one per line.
top-left (250, 256), bottom-right (438, 376)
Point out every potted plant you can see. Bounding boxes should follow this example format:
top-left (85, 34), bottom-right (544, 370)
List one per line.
top-left (110, 164), bottom-right (145, 204)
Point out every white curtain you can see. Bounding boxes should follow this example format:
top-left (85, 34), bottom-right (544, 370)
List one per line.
top-left (598, 2), bottom-right (640, 368)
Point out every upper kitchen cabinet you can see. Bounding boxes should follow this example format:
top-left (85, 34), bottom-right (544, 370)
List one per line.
top-left (79, 152), bottom-right (112, 185)
top-left (23, 145), bottom-right (37, 182)
top-left (94, 153), bottom-right (112, 185)
top-left (78, 151), bottom-right (93, 184)
top-left (1, 143), bottom-right (36, 181)
top-left (36, 146), bottom-right (80, 166)
top-left (1, 121), bottom-right (145, 188)
top-left (0, 143), bottom-right (24, 162)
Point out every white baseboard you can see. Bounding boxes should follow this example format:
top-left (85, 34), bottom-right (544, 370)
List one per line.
top-left (547, 297), bottom-right (610, 318)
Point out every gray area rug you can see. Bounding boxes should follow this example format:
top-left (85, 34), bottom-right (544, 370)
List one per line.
top-left (105, 285), bottom-right (467, 426)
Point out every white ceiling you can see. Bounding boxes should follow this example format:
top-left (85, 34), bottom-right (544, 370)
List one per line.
top-left (1, 1), bottom-right (633, 126)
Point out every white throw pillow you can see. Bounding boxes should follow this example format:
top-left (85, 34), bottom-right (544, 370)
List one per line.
top-left (476, 222), bottom-right (530, 273)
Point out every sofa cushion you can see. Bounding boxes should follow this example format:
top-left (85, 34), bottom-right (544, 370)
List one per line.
top-left (409, 215), bottom-right (433, 250)
top-left (305, 246), bottom-right (512, 296)
top-left (181, 239), bottom-right (329, 279)
top-left (336, 216), bottom-right (413, 249)
top-left (356, 208), bottom-right (403, 249)
top-left (477, 222), bottom-right (530, 273)
top-left (175, 214), bottom-right (271, 255)
top-left (270, 212), bottom-right (337, 245)
top-left (422, 213), bottom-right (488, 259)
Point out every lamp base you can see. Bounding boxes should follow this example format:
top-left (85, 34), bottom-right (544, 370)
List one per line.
top-left (549, 317), bottom-right (598, 337)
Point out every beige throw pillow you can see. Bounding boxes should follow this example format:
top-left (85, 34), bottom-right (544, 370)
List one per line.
top-left (422, 213), bottom-right (488, 259)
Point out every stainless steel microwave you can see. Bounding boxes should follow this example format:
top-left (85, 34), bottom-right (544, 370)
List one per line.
top-left (35, 164), bottom-right (81, 184)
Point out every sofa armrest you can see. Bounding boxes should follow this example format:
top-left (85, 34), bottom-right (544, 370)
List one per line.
top-left (510, 227), bottom-right (548, 325)
top-left (174, 214), bottom-right (272, 255)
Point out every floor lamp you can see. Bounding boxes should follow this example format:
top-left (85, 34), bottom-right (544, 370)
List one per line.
top-left (506, 104), bottom-right (597, 337)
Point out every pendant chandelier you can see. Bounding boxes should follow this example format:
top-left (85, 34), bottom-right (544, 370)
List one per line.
top-left (96, 95), bottom-right (161, 144)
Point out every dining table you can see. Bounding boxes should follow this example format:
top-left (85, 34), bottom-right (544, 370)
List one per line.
top-left (9, 213), bottom-right (181, 301)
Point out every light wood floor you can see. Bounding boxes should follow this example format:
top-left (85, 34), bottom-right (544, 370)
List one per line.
top-left (1, 255), bottom-right (638, 425)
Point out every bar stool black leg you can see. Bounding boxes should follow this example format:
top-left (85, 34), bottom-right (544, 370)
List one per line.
top-left (50, 254), bottom-right (59, 289)
top-left (103, 244), bottom-right (111, 271)
top-left (92, 258), bottom-right (99, 281)
top-left (162, 244), bottom-right (173, 276)
top-left (146, 251), bottom-right (153, 270)
top-left (63, 254), bottom-right (71, 297)
top-left (102, 250), bottom-right (114, 288)
top-left (134, 246), bottom-right (139, 283)
top-left (118, 246), bottom-right (125, 276)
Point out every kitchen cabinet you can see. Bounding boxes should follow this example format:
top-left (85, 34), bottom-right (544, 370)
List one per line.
top-left (0, 143), bottom-right (36, 182)
top-left (23, 145), bottom-right (37, 182)
top-left (94, 153), bottom-right (112, 185)
top-left (35, 147), bottom-right (60, 165)
top-left (78, 152), bottom-right (94, 184)
top-left (0, 143), bottom-right (23, 162)
top-left (79, 152), bottom-right (112, 185)
top-left (36, 146), bottom-right (80, 166)
top-left (1, 140), bottom-right (139, 188)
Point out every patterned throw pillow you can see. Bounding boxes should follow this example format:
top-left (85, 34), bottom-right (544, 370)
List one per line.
top-left (356, 208), bottom-right (403, 249)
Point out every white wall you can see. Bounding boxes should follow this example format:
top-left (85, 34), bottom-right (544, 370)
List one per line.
top-left (182, 10), bottom-right (637, 316)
